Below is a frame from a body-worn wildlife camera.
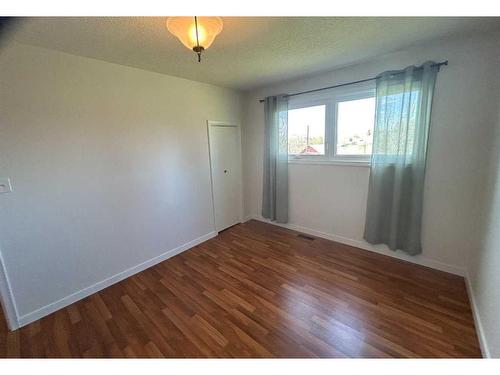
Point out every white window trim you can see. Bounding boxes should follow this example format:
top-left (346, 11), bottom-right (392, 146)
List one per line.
top-left (288, 159), bottom-right (371, 167)
top-left (287, 82), bottom-right (376, 165)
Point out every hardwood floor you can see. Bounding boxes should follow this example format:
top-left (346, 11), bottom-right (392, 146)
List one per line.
top-left (0, 220), bottom-right (481, 358)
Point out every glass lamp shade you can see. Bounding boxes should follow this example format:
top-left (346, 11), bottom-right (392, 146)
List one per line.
top-left (166, 17), bottom-right (223, 51)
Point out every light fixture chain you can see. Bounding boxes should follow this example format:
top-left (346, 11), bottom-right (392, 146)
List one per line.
top-left (194, 16), bottom-right (201, 62)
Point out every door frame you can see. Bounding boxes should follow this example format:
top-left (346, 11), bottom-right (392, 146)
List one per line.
top-left (0, 246), bottom-right (19, 330)
top-left (206, 120), bottom-right (243, 233)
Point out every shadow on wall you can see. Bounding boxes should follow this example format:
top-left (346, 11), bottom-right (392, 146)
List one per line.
top-left (0, 17), bottom-right (21, 49)
top-left (467, 103), bottom-right (500, 358)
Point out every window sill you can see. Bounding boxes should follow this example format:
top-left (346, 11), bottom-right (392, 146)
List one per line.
top-left (288, 159), bottom-right (371, 167)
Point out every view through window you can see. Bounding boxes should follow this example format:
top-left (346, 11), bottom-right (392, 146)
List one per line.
top-left (336, 97), bottom-right (375, 155)
top-left (288, 105), bottom-right (326, 155)
top-left (287, 89), bottom-right (376, 161)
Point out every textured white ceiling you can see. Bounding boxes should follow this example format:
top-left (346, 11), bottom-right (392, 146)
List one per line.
top-left (7, 17), bottom-right (500, 91)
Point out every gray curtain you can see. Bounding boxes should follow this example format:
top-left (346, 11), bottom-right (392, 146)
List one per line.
top-left (364, 61), bottom-right (439, 255)
top-left (262, 95), bottom-right (289, 223)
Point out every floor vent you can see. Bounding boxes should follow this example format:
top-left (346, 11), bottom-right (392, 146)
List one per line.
top-left (297, 234), bottom-right (315, 241)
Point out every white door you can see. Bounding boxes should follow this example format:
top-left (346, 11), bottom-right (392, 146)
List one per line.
top-left (208, 122), bottom-right (242, 232)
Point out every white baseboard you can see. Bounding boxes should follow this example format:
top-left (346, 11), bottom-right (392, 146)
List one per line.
top-left (16, 231), bottom-right (217, 328)
top-left (245, 215), bottom-right (465, 276)
top-left (242, 214), bottom-right (255, 223)
top-left (465, 272), bottom-right (490, 358)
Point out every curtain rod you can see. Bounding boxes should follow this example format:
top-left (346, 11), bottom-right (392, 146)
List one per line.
top-left (258, 60), bottom-right (448, 103)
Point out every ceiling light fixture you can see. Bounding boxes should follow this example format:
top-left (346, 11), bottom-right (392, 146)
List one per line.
top-left (166, 16), bottom-right (223, 62)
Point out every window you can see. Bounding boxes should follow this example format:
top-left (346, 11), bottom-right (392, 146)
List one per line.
top-left (288, 105), bottom-right (326, 156)
top-left (336, 97), bottom-right (375, 156)
top-left (287, 84), bottom-right (375, 163)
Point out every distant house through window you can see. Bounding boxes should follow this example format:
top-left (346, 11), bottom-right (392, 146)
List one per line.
top-left (287, 83), bottom-right (375, 163)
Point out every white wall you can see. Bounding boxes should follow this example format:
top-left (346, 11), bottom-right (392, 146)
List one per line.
top-left (0, 43), bottom-right (242, 326)
top-left (466, 96), bottom-right (500, 358)
top-left (242, 32), bottom-right (500, 275)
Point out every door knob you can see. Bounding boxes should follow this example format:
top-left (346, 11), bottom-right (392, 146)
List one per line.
top-left (224, 170), bottom-right (228, 173)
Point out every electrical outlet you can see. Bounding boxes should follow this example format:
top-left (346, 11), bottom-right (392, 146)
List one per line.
top-left (0, 178), bottom-right (12, 193)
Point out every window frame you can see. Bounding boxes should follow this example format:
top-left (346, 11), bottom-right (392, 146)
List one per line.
top-left (287, 97), bottom-right (332, 161)
top-left (287, 82), bottom-right (376, 165)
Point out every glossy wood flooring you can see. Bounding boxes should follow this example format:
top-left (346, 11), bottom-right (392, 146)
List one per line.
top-left (0, 220), bottom-right (481, 358)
